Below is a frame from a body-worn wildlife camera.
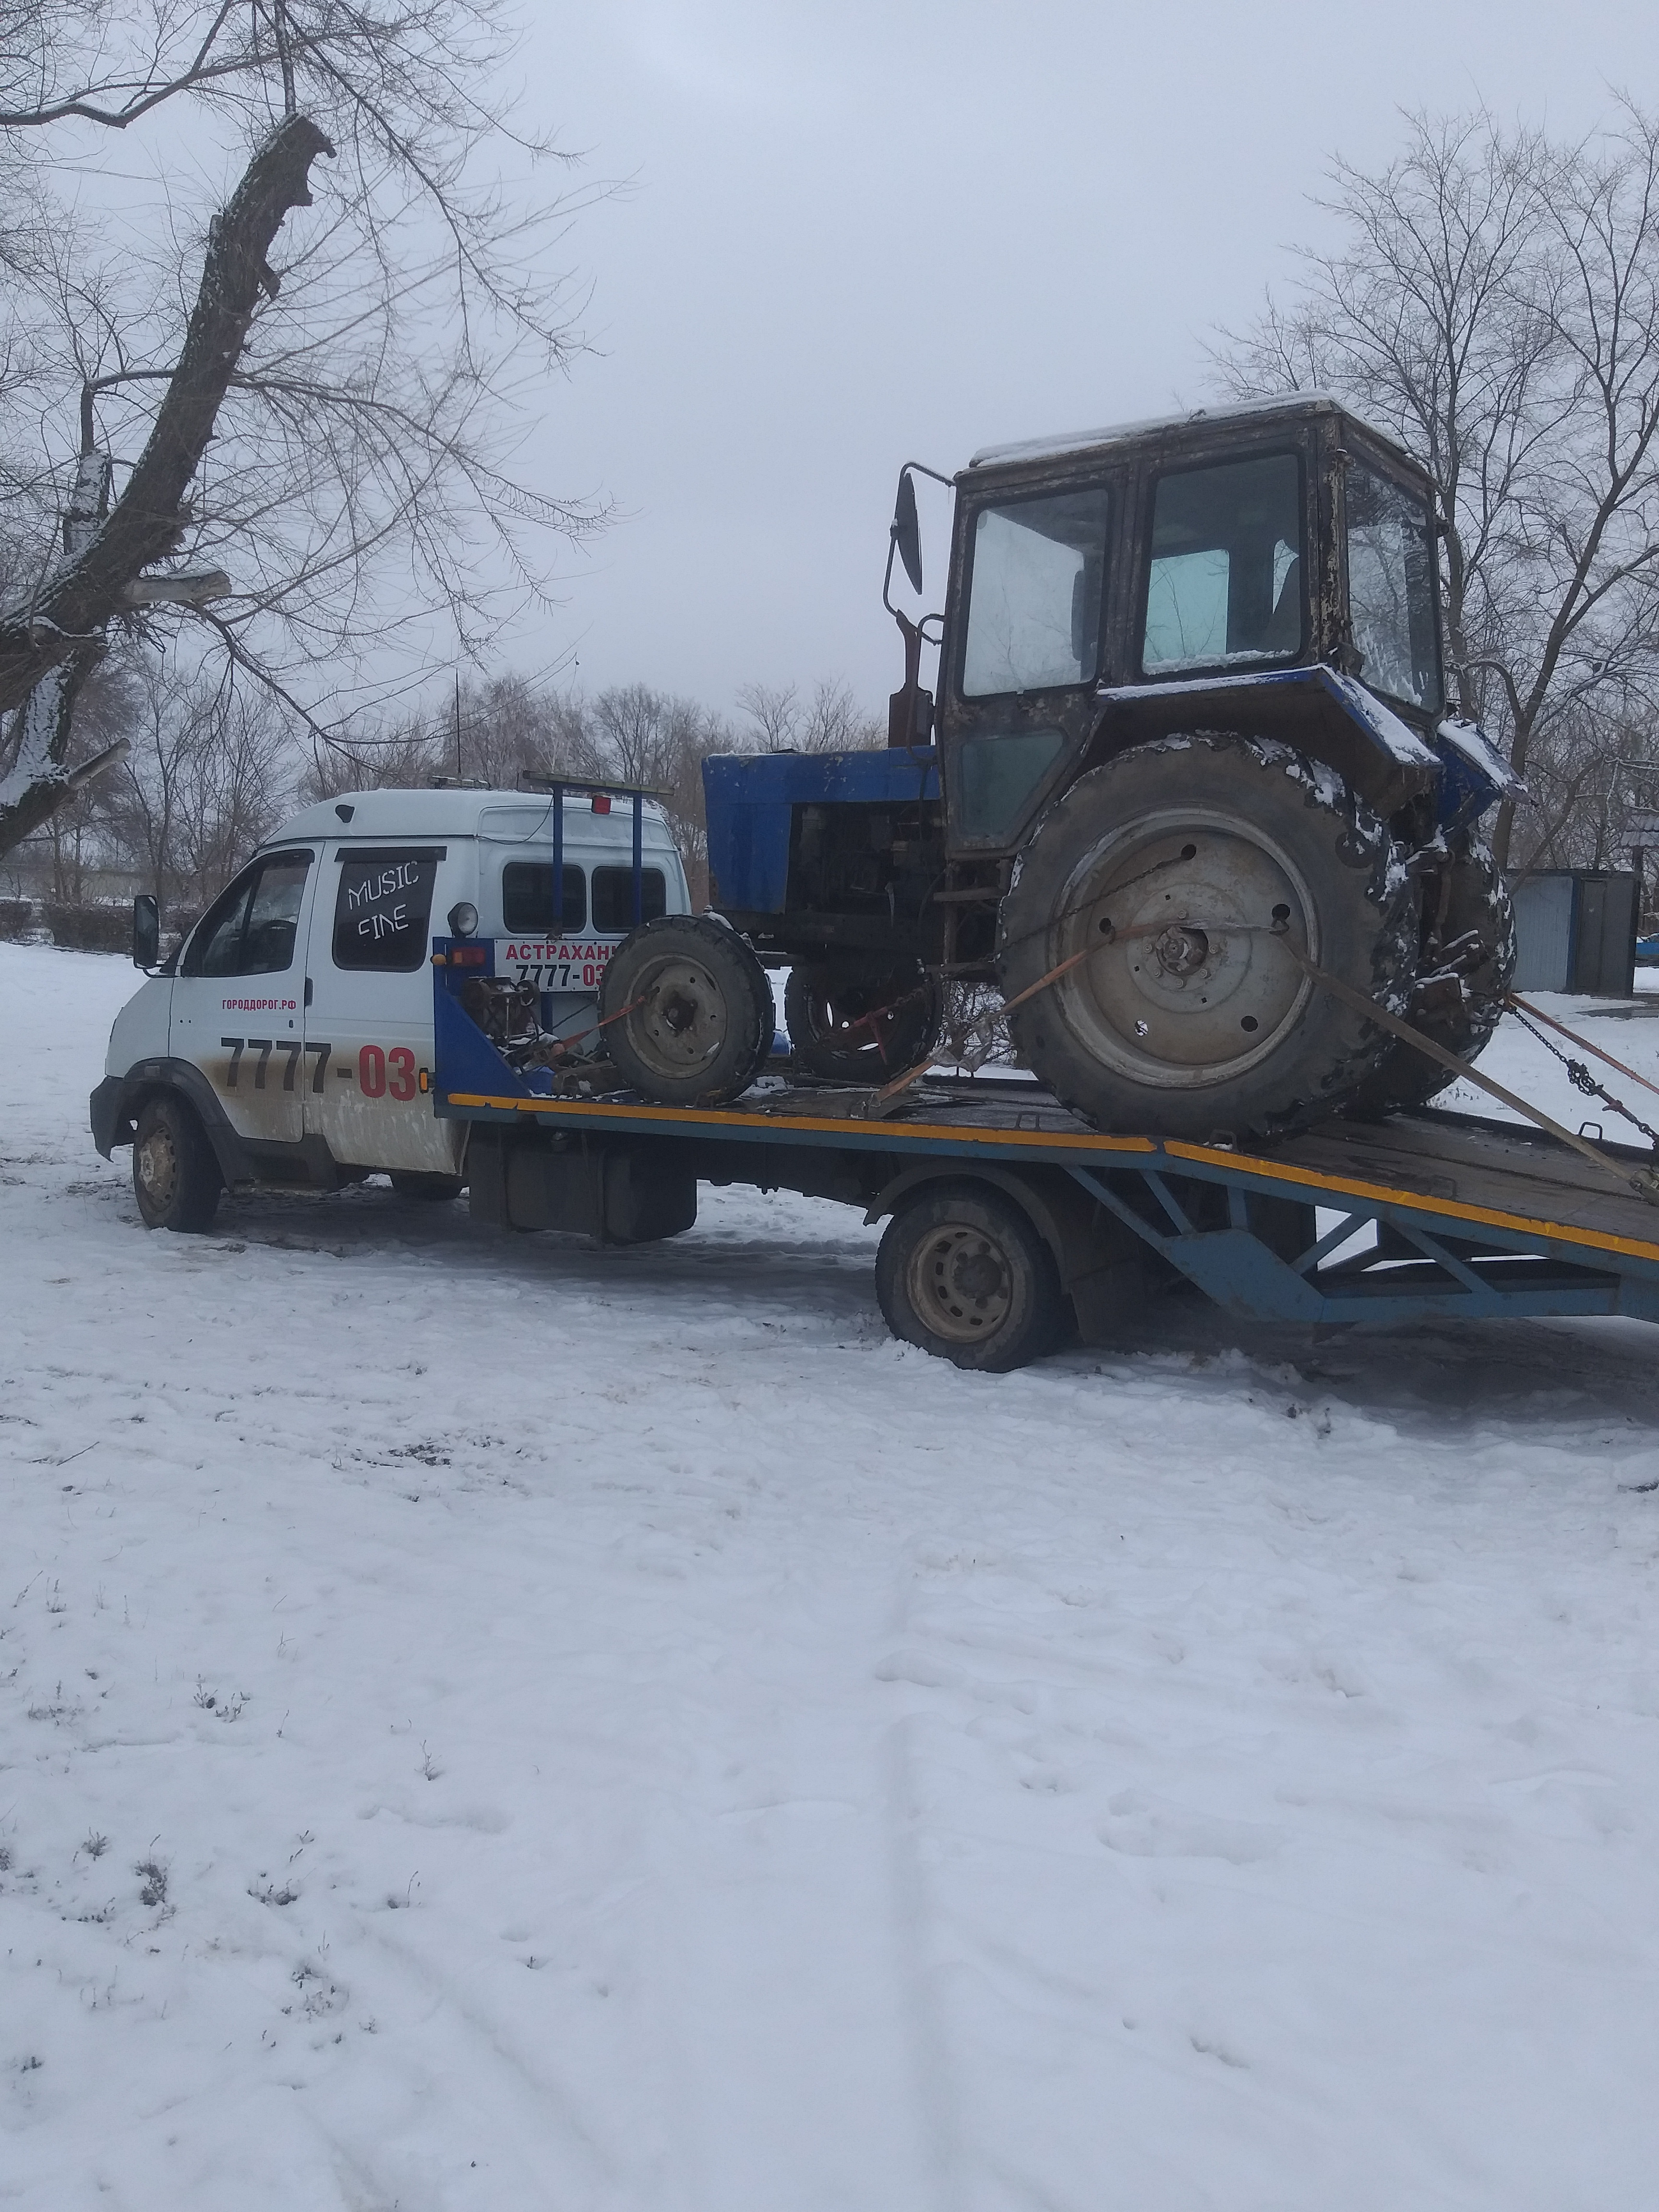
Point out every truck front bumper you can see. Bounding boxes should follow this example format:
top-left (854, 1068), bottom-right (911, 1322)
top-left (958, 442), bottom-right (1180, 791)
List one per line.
top-left (90, 1076), bottom-right (134, 1159)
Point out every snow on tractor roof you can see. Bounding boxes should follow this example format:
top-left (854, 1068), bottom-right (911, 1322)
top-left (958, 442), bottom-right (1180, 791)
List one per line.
top-left (968, 391), bottom-right (1412, 474)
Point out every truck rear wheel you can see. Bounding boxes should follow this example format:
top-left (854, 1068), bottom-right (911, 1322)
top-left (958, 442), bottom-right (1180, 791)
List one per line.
top-left (876, 1182), bottom-right (1065, 1371)
top-left (132, 1094), bottom-right (223, 1233)
top-left (784, 960), bottom-right (941, 1083)
top-left (997, 736), bottom-right (1419, 1142)
top-left (599, 915), bottom-right (774, 1106)
top-left (1346, 835), bottom-right (1516, 1116)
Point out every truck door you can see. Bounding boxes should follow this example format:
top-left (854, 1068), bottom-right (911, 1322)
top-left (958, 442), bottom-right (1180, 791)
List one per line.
top-left (170, 848), bottom-right (316, 1147)
top-left (302, 842), bottom-right (464, 1176)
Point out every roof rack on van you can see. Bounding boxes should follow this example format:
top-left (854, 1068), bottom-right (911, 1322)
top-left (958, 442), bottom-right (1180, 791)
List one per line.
top-left (518, 771), bottom-right (668, 801)
top-left (516, 771), bottom-right (669, 931)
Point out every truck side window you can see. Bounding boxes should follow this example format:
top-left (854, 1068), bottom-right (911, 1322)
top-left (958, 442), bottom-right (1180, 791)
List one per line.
top-left (183, 851), bottom-right (313, 977)
top-left (332, 847), bottom-right (441, 972)
top-left (1142, 454), bottom-right (1303, 674)
top-left (962, 488), bottom-right (1110, 697)
top-left (502, 861), bottom-right (585, 933)
top-left (591, 866), bottom-right (667, 931)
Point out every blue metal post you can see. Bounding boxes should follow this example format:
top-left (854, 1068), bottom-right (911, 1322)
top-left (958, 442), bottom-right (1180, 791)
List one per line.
top-left (551, 782), bottom-right (565, 931)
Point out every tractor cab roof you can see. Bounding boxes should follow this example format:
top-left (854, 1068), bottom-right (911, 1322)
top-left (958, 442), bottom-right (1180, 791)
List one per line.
top-left (966, 392), bottom-right (1429, 492)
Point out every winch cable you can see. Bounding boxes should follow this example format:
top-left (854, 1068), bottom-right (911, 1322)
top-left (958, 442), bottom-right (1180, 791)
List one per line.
top-left (1503, 997), bottom-right (1659, 1151)
top-left (1271, 930), bottom-right (1659, 1201)
top-left (1504, 992), bottom-right (1659, 1108)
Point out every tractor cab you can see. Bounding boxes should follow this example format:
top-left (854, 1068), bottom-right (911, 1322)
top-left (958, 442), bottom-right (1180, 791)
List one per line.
top-left (901, 395), bottom-right (1449, 865)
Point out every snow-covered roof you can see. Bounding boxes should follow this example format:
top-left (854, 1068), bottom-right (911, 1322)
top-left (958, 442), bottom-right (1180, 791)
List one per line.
top-left (969, 392), bottom-right (1358, 471)
top-left (268, 783), bottom-right (675, 850)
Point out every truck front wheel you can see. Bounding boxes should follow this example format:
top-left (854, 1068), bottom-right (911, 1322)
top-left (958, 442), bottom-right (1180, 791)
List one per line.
top-left (876, 1182), bottom-right (1065, 1371)
top-left (132, 1094), bottom-right (223, 1233)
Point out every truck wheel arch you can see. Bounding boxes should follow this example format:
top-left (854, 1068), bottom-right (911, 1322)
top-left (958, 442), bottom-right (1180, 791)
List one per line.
top-left (866, 1159), bottom-right (1140, 1290)
top-left (98, 1060), bottom-right (256, 1188)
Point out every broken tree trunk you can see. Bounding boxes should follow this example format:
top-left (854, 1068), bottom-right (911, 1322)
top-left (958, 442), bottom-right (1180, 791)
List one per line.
top-left (0, 112), bottom-right (333, 859)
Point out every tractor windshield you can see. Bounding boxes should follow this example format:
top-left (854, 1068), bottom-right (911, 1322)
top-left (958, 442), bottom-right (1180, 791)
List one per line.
top-left (1345, 461), bottom-right (1441, 713)
top-left (1141, 454), bottom-right (1303, 675)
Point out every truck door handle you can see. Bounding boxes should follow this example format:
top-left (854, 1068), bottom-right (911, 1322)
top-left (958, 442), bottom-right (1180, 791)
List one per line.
top-left (304, 976), bottom-right (313, 1007)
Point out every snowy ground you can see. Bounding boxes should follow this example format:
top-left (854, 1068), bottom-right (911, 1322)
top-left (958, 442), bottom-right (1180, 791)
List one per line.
top-left (4, 941), bottom-right (1659, 2212)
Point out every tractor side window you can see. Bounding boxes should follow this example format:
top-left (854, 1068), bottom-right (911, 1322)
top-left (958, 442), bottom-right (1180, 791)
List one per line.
top-left (184, 851), bottom-right (313, 976)
top-left (1142, 455), bottom-right (1303, 674)
top-left (962, 488), bottom-right (1109, 697)
top-left (591, 866), bottom-right (668, 931)
top-left (1346, 462), bottom-right (1441, 713)
top-left (332, 847), bottom-right (442, 972)
top-left (502, 861), bottom-right (586, 933)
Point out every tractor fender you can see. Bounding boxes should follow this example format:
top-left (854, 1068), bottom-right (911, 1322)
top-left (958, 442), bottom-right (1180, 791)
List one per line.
top-left (1093, 663), bottom-right (1440, 818)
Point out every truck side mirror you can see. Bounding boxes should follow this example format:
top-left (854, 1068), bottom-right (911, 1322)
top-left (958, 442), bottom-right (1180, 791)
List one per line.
top-left (132, 895), bottom-right (159, 970)
top-left (892, 471), bottom-right (923, 595)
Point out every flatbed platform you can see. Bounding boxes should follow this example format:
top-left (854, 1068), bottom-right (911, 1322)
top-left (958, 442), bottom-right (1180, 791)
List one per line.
top-left (437, 1006), bottom-right (1659, 1344)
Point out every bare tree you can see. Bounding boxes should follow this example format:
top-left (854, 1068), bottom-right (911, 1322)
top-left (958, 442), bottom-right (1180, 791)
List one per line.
top-left (1, 1), bottom-right (601, 856)
top-left (97, 652), bottom-right (290, 914)
top-left (1214, 102), bottom-right (1659, 868)
top-left (736, 675), bottom-right (881, 755)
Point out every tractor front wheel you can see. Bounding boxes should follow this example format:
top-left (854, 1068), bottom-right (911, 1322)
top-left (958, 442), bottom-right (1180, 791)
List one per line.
top-left (784, 961), bottom-right (941, 1084)
top-left (598, 915), bottom-right (774, 1106)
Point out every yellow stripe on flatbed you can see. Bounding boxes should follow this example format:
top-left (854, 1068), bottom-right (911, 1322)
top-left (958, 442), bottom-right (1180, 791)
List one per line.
top-left (441, 1092), bottom-right (1659, 1272)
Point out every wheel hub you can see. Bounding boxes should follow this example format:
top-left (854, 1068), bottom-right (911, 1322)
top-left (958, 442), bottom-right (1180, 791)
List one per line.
top-left (907, 1225), bottom-right (1013, 1342)
top-left (1152, 924), bottom-right (1211, 979)
top-left (1049, 809), bottom-right (1317, 1089)
top-left (633, 958), bottom-right (732, 1073)
top-left (137, 1128), bottom-right (178, 1204)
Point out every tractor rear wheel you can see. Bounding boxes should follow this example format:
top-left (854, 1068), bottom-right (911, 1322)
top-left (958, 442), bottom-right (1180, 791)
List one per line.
top-left (598, 914), bottom-right (774, 1106)
top-left (997, 735), bottom-right (1419, 1142)
top-left (784, 961), bottom-right (941, 1084)
top-left (1345, 834), bottom-right (1515, 1117)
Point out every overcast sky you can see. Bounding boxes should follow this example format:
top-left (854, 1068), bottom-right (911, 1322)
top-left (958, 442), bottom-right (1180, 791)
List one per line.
top-left (477, 4), bottom-right (1648, 721)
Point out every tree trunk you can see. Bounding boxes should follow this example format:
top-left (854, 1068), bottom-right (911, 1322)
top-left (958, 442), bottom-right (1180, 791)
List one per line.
top-left (0, 112), bottom-right (332, 860)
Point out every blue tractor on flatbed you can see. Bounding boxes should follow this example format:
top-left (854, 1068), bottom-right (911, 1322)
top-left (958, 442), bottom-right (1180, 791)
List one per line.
top-left (599, 395), bottom-right (1522, 1143)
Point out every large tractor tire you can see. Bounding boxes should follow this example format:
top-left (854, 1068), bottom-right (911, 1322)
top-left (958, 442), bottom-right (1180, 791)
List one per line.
top-left (598, 914), bottom-right (774, 1106)
top-left (1345, 834), bottom-right (1515, 1118)
top-left (784, 960), bottom-right (941, 1084)
top-left (996, 735), bottom-right (1419, 1142)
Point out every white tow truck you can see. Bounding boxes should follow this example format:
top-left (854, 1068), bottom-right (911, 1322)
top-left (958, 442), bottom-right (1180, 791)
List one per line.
top-left (90, 781), bottom-right (689, 1230)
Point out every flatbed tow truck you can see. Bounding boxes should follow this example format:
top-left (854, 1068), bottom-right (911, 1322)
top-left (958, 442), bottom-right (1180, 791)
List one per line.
top-left (430, 936), bottom-right (1659, 1371)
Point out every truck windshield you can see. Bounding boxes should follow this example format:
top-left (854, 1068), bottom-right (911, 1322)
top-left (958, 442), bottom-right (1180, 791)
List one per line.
top-left (1142, 454), bottom-right (1303, 674)
top-left (1346, 461), bottom-right (1441, 713)
top-left (962, 487), bottom-right (1109, 697)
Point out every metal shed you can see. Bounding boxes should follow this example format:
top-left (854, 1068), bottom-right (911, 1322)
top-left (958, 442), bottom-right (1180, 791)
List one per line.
top-left (1510, 869), bottom-right (1638, 997)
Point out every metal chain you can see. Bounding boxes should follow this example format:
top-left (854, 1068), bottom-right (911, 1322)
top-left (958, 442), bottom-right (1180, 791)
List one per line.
top-left (1506, 1004), bottom-right (1659, 1151)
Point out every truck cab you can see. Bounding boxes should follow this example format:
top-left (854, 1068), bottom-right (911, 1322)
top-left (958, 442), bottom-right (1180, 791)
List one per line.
top-left (92, 783), bottom-right (689, 1228)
